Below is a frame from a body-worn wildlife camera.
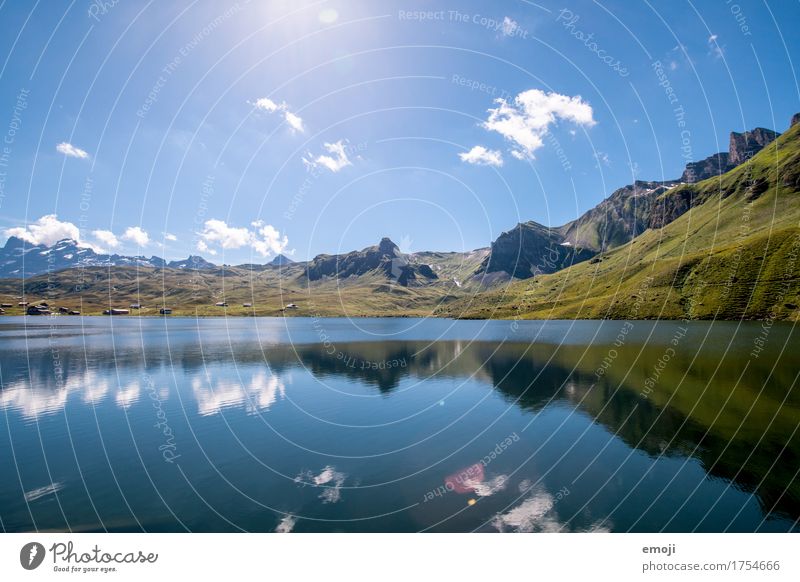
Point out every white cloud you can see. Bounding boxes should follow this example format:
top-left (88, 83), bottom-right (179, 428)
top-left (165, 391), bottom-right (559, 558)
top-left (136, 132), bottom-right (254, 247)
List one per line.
top-left (196, 240), bottom-right (217, 256)
top-left (303, 140), bottom-right (352, 173)
top-left (199, 219), bottom-right (250, 249)
top-left (594, 151), bottom-right (611, 167)
top-left (253, 97), bottom-right (284, 113)
top-left (501, 17), bottom-right (519, 37)
top-left (56, 142), bottom-right (89, 159)
top-left (283, 111), bottom-right (305, 133)
top-left (164, 232), bottom-right (177, 241)
top-left (707, 34), bottom-right (723, 59)
top-left (92, 229), bottom-right (120, 248)
top-left (5, 214), bottom-right (81, 246)
top-left (252, 97), bottom-right (305, 133)
top-left (198, 219), bottom-right (288, 257)
top-left (482, 89), bottom-right (595, 159)
top-left (122, 226), bottom-right (150, 247)
top-left (250, 221), bottom-right (289, 257)
top-left (459, 145), bottom-right (504, 167)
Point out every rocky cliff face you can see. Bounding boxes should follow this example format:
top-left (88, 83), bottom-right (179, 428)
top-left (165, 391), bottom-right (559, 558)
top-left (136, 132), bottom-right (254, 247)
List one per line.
top-left (680, 152), bottom-right (732, 183)
top-left (679, 129), bottom-right (781, 183)
top-left (477, 221), bottom-right (595, 279)
top-left (560, 180), bottom-right (673, 251)
top-left (646, 186), bottom-right (697, 230)
top-left (791, 113), bottom-right (800, 128)
top-left (728, 128), bottom-right (780, 166)
top-left (557, 126), bottom-right (782, 248)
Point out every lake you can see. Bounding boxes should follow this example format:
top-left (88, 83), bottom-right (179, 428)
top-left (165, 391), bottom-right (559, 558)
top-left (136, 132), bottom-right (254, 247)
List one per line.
top-left (1, 316), bottom-right (798, 532)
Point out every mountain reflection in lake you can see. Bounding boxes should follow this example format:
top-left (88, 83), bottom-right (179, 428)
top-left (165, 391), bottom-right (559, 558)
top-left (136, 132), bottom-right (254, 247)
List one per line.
top-left (1, 317), bottom-right (798, 532)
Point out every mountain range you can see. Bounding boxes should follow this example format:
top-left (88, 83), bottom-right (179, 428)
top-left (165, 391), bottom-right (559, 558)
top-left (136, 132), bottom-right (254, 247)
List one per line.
top-left (0, 236), bottom-right (218, 278)
top-left (1, 114), bottom-right (798, 320)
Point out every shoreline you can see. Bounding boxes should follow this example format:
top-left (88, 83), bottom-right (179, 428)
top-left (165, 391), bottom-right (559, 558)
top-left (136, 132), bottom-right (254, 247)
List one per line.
top-left (0, 313), bottom-right (795, 323)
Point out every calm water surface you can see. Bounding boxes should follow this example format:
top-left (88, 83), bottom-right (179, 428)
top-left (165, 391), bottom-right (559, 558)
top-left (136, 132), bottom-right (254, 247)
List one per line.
top-left (1, 317), bottom-right (798, 532)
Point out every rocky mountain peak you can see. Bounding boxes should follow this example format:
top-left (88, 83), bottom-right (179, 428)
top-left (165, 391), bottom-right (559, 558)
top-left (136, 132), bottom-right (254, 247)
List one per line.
top-left (378, 237), bottom-right (400, 256)
top-left (792, 113), bottom-right (800, 128)
top-left (304, 237), bottom-right (436, 286)
top-left (729, 128), bottom-right (780, 166)
top-left (2, 236), bottom-right (26, 249)
top-left (167, 255), bottom-right (215, 270)
top-left (268, 254), bottom-right (294, 266)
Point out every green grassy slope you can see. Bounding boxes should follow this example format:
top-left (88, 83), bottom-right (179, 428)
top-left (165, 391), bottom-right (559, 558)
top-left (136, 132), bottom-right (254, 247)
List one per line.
top-left (440, 122), bottom-right (800, 321)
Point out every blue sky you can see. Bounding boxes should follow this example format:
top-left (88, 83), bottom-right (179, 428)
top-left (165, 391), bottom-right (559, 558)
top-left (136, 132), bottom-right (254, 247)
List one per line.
top-left (0, 0), bottom-right (798, 263)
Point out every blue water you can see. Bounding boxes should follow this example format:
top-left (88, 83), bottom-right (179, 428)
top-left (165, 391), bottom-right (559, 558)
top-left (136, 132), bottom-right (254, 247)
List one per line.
top-left (1, 317), bottom-right (798, 532)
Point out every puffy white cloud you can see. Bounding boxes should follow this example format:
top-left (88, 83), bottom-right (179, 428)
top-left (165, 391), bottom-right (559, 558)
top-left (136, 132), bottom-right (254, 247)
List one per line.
top-left (252, 97), bottom-right (305, 133)
top-left (5, 214), bottom-right (81, 246)
top-left (303, 140), bottom-right (352, 173)
top-left (164, 232), bottom-right (178, 241)
top-left (196, 240), bottom-right (217, 255)
top-left (92, 229), bottom-right (120, 248)
top-left (122, 226), bottom-right (150, 246)
top-left (253, 97), bottom-right (284, 112)
top-left (56, 142), bottom-right (89, 159)
top-left (250, 220), bottom-right (289, 256)
top-left (501, 17), bottom-right (519, 37)
top-left (482, 89), bottom-right (595, 159)
top-left (198, 219), bottom-right (288, 257)
top-left (198, 219), bottom-right (251, 249)
top-left (459, 145), bottom-right (504, 167)
top-left (283, 111), bottom-right (305, 133)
